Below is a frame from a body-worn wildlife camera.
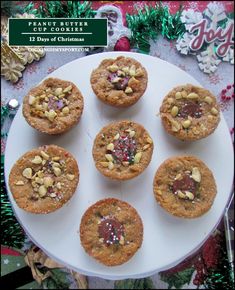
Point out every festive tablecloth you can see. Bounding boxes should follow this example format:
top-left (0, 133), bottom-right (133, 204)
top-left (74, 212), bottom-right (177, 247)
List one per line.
top-left (1, 1), bottom-right (234, 289)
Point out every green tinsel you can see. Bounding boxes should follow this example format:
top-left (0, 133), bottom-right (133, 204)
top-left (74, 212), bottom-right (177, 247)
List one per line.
top-left (114, 277), bottom-right (154, 289)
top-left (126, 2), bottom-right (185, 53)
top-left (1, 106), bottom-right (9, 125)
top-left (23, 1), bottom-right (96, 18)
top-left (204, 237), bottom-right (234, 290)
top-left (1, 155), bottom-right (25, 248)
top-left (1, 1), bottom-right (23, 16)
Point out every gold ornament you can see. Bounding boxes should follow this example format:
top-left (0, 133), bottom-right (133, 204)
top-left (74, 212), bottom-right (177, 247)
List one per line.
top-left (1, 13), bottom-right (45, 83)
top-left (24, 246), bottom-right (88, 288)
top-left (1, 42), bottom-right (25, 83)
top-left (14, 46), bottom-right (45, 65)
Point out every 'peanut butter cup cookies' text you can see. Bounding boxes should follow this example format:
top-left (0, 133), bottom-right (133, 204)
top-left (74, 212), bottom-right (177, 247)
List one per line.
top-left (9, 145), bottom-right (79, 214)
top-left (160, 84), bottom-right (220, 141)
top-left (92, 120), bottom-right (154, 180)
top-left (90, 56), bottom-right (148, 107)
top-left (23, 78), bottom-right (84, 134)
top-left (80, 198), bottom-right (143, 266)
top-left (153, 156), bottom-right (217, 218)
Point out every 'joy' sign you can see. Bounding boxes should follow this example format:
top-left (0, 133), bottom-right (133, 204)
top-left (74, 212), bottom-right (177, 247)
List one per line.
top-left (189, 19), bottom-right (234, 57)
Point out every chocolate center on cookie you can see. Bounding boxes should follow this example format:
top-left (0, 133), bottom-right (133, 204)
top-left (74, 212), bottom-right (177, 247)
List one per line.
top-left (178, 101), bottom-right (202, 118)
top-left (112, 135), bottom-right (137, 163)
top-left (98, 218), bottom-right (124, 246)
top-left (172, 174), bottom-right (197, 194)
top-left (48, 96), bottom-right (64, 111)
top-left (108, 73), bottom-right (130, 90)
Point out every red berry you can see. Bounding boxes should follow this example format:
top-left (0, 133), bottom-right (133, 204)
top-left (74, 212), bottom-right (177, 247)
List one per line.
top-left (221, 95), bottom-right (226, 100)
top-left (227, 85), bottom-right (232, 89)
top-left (222, 89), bottom-right (227, 94)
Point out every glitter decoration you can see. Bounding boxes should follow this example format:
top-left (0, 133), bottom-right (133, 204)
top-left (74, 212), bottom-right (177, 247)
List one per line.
top-left (98, 217), bottom-right (124, 246)
top-left (110, 133), bottom-right (137, 164)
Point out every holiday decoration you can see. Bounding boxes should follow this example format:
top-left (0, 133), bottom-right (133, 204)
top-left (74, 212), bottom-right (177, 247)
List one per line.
top-left (95, 5), bottom-right (131, 51)
top-left (23, 1), bottom-right (95, 18)
top-left (220, 84), bottom-right (234, 101)
top-left (195, 233), bottom-right (234, 289)
top-left (160, 231), bottom-right (234, 289)
top-left (160, 268), bottom-right (195, 289)
top-left (114, 36), bottom-right (131, 51)
top-left (176, 2), bottom-right (234, 74)
top-left (1, 106), bottom-right (10, 128)
top-left (1, 1), bottom-right (23, 16)
top-left (126, 2), bottom-right (185, 53)
top-left (1, 45), bottom-right (25, 83)
top-left (1, 98), bottom-right (19, 127)
top-left (1, 156), bottom-right (25, 248)
top-left (24, 246), bottom-right (88, 288)
top-left (114, 278), bottom-right (154, 289)
top-left (1, 13), bottom-right (45, 83)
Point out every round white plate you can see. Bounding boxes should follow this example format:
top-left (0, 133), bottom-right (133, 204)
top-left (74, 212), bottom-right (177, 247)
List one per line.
top-left (5, 52), bottom-right (234, 280)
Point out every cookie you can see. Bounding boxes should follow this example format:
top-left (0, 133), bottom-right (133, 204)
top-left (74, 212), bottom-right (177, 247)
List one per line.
top-left (153, 156), bottom-right (217, 218)
top-left (92, 120), bottom-right (154, 180)
top-left (23, 78), bottom-right (84, 134)
top-left (9, 145), bottom-right (79, 214)
top-left (160, 84), bottom-right (220, 141)
top-left (90, 56), bottom-right (148, 107)
top-left (80, 198), bottom-right (143, 266)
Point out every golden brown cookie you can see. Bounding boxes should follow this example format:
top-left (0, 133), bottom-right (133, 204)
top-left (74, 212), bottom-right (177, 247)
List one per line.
top-left (92, 120), bottom-right (154, 180)
top-left (90, 56), bottom-right (148, 107)
top-left (80, 198), bottom-right (143, 266)
top-left (153, 156), bottom-right (217, 218)
top-left (160, 84), bottom-right (220, 141)
top-left (23, 78), bottom-right (84, 134)
top-left (9, 145), bottom-right (79, 214)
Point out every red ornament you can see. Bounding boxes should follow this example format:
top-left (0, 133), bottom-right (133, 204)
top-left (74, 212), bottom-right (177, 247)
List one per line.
top-left (114, 37), bottom-right (131, 51)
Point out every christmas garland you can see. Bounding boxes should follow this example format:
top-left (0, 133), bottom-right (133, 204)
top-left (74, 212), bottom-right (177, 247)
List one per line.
top-left (1, 156), bottom-right (25, 248)
top-left (23, 1), bottom-right (96, 18)
top-left (1, 1), bottom-right (23, 16)
top-left (126, 3), bottom-right (185, 53)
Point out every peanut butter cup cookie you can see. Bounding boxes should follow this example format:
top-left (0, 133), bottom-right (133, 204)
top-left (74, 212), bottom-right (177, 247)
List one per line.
top-left (92, 120), bottom-right (154, 180)
top-left (9, 145), bottom-right (79, 214)
top-left (153, 156), bottom-right (217, 218)
top-left (90, 56), bottom-right (148, 107)
top-left (23, 78), bottom-right (84, 134)
top-left (160, 84), bottom-right (220, 141)
top-left (80, 198), bottom-right (143, 266)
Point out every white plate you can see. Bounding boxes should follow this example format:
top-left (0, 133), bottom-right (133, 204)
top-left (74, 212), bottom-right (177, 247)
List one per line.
top-left (5, 52), bottom-right (234, 280)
